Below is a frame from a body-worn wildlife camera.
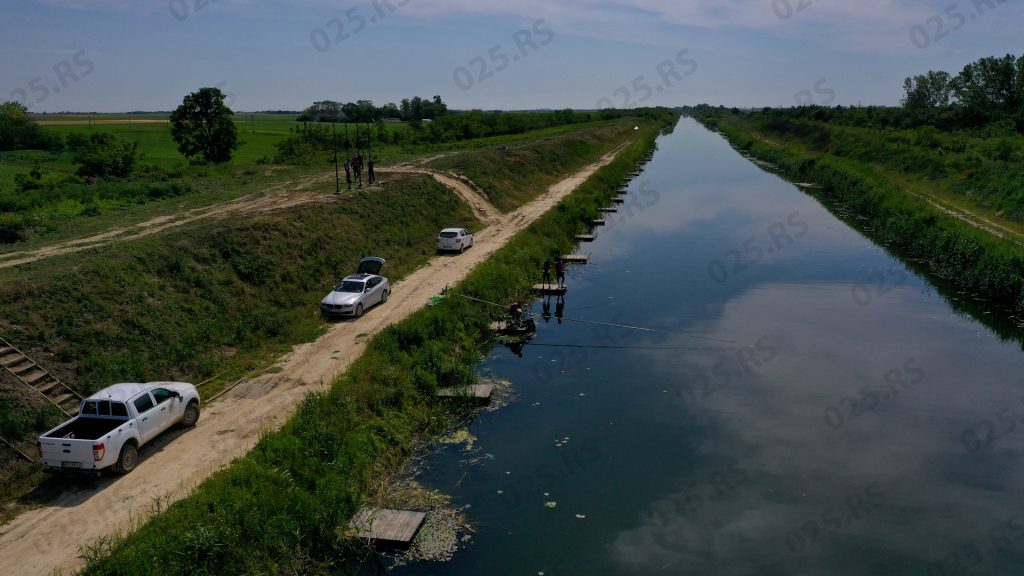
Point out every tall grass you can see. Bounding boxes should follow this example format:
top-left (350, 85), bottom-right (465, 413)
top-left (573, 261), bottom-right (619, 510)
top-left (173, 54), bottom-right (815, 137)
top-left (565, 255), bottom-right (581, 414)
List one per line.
top-left (77, 115), bottom-right (674, 575)
top-left (693, 110), bottom-right (1024, 318)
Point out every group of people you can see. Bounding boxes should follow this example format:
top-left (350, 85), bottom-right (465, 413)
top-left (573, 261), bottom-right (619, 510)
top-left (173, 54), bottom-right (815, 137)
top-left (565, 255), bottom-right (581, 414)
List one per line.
top-left (506, 256), bottom-right (568, 329)
top-left (343, 154), bottom-right (376, 187)
top-left (541, 257), bottom-right (566, 289)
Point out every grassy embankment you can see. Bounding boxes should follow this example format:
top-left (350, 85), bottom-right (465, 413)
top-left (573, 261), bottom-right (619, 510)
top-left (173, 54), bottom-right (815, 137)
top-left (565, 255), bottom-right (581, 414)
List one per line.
top-left (0, 115), bottom-right (629, 246)
top-left (76, 115), bottom-right (674, 575)
top-left (427, 122), bottom-right (630, 212)
top-left (0, 172), bottom-right (477, 522)
top-left (0, 116), bottom-right (651, 523)
top-left (691, 108), bottom-right (1024, 320)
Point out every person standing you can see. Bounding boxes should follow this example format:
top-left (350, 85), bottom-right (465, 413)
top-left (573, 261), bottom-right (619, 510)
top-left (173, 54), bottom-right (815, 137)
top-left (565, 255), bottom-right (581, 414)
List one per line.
top-left (542, 259), bottom-right (552, 288)
top-left (556, 258), bottom-right (566, 289)
top-left (344, 159), bottom-right (352, 189)
top-left (368, 159), bottom-right (375, 184)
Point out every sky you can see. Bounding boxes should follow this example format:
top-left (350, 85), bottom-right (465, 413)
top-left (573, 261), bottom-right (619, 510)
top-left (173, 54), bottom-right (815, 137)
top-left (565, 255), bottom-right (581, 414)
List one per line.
top-left (2, 0), bottom-right (1023, 113)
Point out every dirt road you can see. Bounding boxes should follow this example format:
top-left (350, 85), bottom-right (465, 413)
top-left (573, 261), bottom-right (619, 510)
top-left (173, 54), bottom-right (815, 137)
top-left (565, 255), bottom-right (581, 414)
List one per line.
top-left (0, 142), bottom-right (628, 576)
top-left (0, 173), bottom-right (339, 270)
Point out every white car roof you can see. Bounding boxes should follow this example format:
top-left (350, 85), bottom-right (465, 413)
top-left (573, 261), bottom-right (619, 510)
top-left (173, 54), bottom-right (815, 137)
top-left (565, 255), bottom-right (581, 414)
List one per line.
top-left (87, 382), bottom-right (192, 402)
top-left (440, 228), bottom-right (464, 233)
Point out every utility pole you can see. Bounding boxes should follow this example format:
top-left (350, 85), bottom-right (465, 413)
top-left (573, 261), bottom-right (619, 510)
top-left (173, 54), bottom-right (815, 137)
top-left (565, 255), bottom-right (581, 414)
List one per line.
top-left (332, 121), bottom-right (340, 194)
top-left (366, 121), bottom-right (373, 185)
top-left (355, 123), bottom-right (362, 188)
top-left (344, 123), bottom-right (352, 191)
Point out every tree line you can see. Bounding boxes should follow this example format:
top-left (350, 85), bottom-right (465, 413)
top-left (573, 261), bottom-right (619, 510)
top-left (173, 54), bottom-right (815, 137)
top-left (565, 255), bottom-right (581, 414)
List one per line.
top-left (297, 95), bottom-right (448, 123)
top-left (901, 53), bottom-right (1023, 131)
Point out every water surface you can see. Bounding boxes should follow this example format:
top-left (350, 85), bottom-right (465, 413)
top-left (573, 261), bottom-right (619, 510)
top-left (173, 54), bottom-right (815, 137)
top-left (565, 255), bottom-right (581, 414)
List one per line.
top-left (394, 118), bottom-right (1024, 576)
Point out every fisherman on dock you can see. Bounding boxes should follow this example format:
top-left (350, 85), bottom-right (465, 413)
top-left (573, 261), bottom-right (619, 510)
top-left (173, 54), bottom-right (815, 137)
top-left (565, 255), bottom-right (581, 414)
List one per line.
top-left (542, 259), bottom-right (553, 288)
top-left (556, 258), bottom-right (566, 289)
top-left (508, 300), bottom-right (524, 327)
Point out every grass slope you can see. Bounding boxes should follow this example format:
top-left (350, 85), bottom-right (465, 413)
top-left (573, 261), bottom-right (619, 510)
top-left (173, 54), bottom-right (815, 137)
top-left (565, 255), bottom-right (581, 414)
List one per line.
top-left (427, 121), bottom-right (634, 211)
top-left (77, 117), bottom-right (674, 575)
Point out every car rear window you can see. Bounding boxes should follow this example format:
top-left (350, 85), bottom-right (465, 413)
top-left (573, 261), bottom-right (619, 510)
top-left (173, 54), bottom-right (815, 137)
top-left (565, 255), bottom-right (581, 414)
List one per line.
top-left (440, 231), bottom-right (458, 238)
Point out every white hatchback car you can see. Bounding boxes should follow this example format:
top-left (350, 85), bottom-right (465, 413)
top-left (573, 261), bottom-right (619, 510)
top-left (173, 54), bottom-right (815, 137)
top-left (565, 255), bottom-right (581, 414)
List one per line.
top-left (437, 228), bottom-right (474, 253)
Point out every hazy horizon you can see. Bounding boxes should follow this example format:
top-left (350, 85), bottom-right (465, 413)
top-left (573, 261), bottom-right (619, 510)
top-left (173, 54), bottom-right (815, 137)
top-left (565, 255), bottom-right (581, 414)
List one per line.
top-left (4, 0), bottom-right (1023, 113)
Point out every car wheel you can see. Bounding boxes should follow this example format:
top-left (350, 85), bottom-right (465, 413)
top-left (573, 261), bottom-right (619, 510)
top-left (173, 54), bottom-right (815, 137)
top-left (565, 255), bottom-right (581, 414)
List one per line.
top-left (459, 244), bottom-right (465, 253)
top-left (355, 303), bottom-right (364, 317)
top-left (381, 290), bottom-right (389, 304)
top-left (180, 400), bottom-right (200, 427)
top-left (114, 442), bottom-right (138, 475)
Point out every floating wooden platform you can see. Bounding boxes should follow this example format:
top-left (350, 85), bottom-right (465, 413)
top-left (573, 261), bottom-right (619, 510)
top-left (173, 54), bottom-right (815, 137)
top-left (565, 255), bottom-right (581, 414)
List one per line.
top-left (575, 234), bottom-right (595, 242)
top-left (562, 254), bottom-right (589, 263)
top-left (599, 207), bottom-right (618, 213)
top-left (591, 219), bottom-right (606, 226)
top-left (437, 383), bottom-right (495, 400)
top-left (611, 197), bottom-right (625, 204)
top-left (532, 284), bottom-right (568, 295)
top-left (489, 319), bottom-right (537, 335)
top-left (349, 508), bottom-right (426, 545)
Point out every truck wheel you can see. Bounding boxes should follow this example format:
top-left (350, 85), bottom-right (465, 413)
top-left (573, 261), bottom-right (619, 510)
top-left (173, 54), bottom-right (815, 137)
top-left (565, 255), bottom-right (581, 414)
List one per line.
top-left (181, 400), bottom-right (200, 427)
top-left (114, 442), bottom-right (138, 475)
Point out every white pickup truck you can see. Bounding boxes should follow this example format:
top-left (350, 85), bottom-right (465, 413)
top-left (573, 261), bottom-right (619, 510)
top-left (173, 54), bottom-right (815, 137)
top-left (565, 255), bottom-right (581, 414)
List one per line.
top-left (37, 382), bottom-right (200, 474)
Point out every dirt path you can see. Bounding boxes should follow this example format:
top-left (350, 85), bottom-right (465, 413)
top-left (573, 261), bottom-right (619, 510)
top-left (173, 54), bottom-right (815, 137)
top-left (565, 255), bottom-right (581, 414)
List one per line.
top-left (0, 142), bottom-right (629, 576)
top-left (383, 166), bottom-right (503, 226)
top-left (0, 173), bottom-right (339, 270)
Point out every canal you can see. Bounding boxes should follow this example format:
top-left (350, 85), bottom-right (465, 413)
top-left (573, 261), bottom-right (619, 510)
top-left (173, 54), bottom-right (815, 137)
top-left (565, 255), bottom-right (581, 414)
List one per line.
top-left (394, 117), bottom-right (1024, 575)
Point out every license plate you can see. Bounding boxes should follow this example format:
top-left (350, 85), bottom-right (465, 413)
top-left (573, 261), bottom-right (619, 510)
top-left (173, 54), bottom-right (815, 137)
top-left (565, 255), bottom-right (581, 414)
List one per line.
top-left (61, 461), bottom-right (82, 469)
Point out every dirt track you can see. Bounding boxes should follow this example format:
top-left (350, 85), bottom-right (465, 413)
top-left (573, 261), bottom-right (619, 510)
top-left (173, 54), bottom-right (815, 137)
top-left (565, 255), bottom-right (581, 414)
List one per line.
top-left (0, 173), bottom-right (340, 270)
top-left (0, 142), bottom-right (628, 576)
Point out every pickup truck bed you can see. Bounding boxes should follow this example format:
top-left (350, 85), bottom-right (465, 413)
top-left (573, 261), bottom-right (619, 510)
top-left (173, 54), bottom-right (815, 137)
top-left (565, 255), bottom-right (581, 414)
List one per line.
top-left (43, 418), bottom-right (124, 441)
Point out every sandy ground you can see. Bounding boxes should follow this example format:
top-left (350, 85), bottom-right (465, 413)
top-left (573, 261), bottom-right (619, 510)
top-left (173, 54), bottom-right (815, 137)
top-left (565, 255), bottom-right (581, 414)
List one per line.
top-left (0, 142), bottom-right (628, 576)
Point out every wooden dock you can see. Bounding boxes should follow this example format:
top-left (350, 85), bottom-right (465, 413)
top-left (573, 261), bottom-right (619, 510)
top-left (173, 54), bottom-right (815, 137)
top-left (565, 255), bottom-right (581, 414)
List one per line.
top-left (437, 383), bottom-right (495, 400)
top-left (599, 207), bottom-right (617, 213)
top-left (349, 508), bottom-right (426, 546)
top-left (575, 234), bottom-right (595, 242)
top-left (611, 197), bottom-right (625, 204)
top-left (532, 284), bottom-right (567, 295)
top-left (591, 218), bottom-right (606, 226)
top-left (561, 254), bottom-right (589, 264)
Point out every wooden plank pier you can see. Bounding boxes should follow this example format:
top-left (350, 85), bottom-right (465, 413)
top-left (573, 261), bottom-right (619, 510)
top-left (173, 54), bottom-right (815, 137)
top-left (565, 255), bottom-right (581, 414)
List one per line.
top-left (349, 508), bottom-right (426, 546)
top-left (437, 383), bottom-right (495, 401)
top-left (599, 207), bottom-right (617, 213)
top-left (575, 234), bottom-right (595, 242)
top-left (562, 254), bottom-right (589, 264)
top-left (591, 218), bottom-right (606, 226)
top-left (532, 284), bottom-right (567, 295)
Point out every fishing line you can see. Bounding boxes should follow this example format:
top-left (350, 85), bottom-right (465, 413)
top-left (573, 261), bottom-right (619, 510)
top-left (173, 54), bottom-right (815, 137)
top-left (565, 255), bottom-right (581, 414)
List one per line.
top-left (526, 342), bottom-right (729, 352)
top-left (454, 293), bottom-right (734, 343)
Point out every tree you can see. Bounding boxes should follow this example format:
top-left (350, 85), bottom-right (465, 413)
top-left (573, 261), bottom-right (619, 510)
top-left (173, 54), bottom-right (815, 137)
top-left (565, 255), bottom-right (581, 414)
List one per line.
top-left (299, 100), bottom-right (344, 122)
top-left (950, 55), bottom-right (1020, 125)
top-left (0, 101), bottom-right (62, 151)
top-left (169, 87), bottom-right (239, 163)
top-left (902, 71), bottom-right (952, 109)
top-left (66, 132), bottom-right (137, 178)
